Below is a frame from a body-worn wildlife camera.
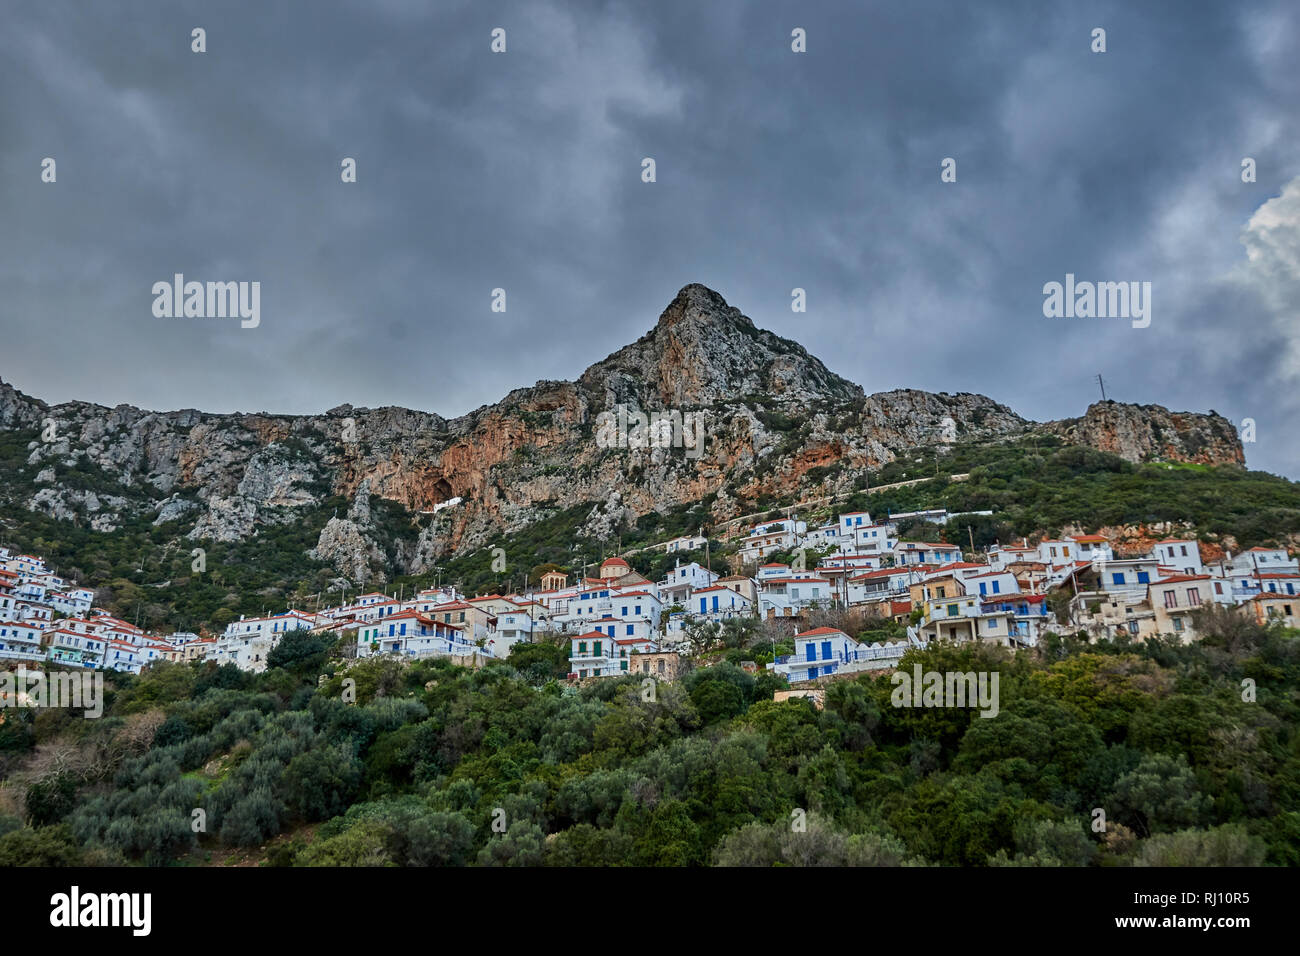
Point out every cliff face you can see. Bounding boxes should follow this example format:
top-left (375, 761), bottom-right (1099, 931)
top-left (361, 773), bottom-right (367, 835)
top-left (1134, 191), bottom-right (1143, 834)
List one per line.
top-left (0, 284), bottom-right (1244, 582)
top-left (1044, 401), bottom-right (1245, 467)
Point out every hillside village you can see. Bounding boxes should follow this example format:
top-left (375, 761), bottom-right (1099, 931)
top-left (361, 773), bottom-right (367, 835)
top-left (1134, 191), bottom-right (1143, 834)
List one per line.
top-left (3, 505), bottom-right (1297, 688)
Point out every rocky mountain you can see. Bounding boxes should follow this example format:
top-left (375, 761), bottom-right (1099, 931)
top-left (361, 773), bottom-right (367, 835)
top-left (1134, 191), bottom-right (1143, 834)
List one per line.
top-left (0, 284), bottom-right (1245, 583)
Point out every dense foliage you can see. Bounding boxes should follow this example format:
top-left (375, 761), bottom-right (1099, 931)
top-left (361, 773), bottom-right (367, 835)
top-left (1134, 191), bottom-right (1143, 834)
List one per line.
top-left (1, 609), bottom-right (1295, 867)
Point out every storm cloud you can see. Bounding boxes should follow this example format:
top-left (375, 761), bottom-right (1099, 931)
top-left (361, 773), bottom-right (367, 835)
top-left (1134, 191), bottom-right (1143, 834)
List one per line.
top-left (2, 0), bottom-right (1297, 474)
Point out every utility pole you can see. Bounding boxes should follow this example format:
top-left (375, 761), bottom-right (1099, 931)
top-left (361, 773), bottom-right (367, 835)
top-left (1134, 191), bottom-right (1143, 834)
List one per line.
top-left (967, 524), bottom-right (975, 557)
top-left (1097, 374), bottom-right (1107, 402)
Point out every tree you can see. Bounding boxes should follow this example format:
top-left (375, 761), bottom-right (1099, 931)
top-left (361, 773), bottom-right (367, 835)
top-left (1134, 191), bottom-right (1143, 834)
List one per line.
top-left (282, 743), bottom-right (364, 821)
top-left (476, 820), bottom-right (546, 866)
top-left (267, 630), bottom-right (330, 673)
top-left (1109, 753), bottom-right (1211, 837)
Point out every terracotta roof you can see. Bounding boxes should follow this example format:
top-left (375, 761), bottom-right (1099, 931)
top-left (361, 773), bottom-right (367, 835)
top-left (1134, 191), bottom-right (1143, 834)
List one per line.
top-left (796, 626), bottom-right (848, 638)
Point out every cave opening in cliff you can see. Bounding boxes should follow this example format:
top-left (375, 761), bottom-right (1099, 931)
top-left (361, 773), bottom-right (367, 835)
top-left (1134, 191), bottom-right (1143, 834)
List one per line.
top-left (431, 477), bottom-right (455, 504)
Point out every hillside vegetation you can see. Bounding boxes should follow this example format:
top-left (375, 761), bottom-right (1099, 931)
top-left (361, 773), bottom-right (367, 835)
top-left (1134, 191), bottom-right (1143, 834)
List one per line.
top-left (0, 609), bottom-right (1296, 867)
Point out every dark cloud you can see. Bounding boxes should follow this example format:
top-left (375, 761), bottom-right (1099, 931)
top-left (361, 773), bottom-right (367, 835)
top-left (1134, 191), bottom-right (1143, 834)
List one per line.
top-left (2, 0), bottom-right (1297, 473)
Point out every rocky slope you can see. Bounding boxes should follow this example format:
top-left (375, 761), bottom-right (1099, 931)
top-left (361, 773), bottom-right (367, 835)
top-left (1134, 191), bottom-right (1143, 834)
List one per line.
top-left (0, 284), bottom-right (1245, 583)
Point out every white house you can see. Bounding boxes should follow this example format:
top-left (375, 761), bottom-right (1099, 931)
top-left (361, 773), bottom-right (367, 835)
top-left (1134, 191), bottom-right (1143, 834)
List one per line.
top-left (104, 640), bottom-right (144, 674)
top-left (1036, 539), bottom-right (1078, 568)
top-left (0, 621), bottom-right (46, 664)
top-left (1067, 535), bottom-right (1114, 565)
top-left (356, 611), bottom-right (484, 660)
top-left (663, 534), bottom-right (708, 554)
top-left (569, 630), bottom-right (658, 679)
top-left (688, 585), bottom-right (754, 621)
top-left (1153, 539), bottom-right (1203, 575)
top-left (758, 575), bottom-right (833, 619)
top-left (962, 570), bottom-right (1020, 600)
top-left (894, 542), bottom-right (962, 566)
top-left (768, 626), bottom-right (886, 683)
top-left (1231, 547), bottom-right (1298, 575)
top-left (214, 610), bottom-right (315, 672)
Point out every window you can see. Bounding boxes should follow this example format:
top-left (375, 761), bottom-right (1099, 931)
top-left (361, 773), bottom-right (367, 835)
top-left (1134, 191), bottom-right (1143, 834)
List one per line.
top-left (1164, 591), bottom-right (1178, 609)
top-left (947, 604), bottom-right (959, 617)
top-left (1113, 573), bottom-right (1126, 585)
top-left (1173, 618), bottom-right (1184, 631)
top-left (626, 625), bottom-right (634, 635)
top-left (992, 580), bottom-right (1000, 594)
top-left (578, 641), bottom-right (587, 653)
top-left (1180, 545), bottom-right (1188, 556)
top-left (1137, 571), bottom-right (1150, 584)
top-left (1186, 588), bottom-right (1200, 605)
top-left (593, 641), bottom-right (602, 655)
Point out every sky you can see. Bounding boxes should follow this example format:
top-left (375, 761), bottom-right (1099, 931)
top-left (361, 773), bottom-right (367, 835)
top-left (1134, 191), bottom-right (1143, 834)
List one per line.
top-left (2, 0), bottom-right (1298, 476)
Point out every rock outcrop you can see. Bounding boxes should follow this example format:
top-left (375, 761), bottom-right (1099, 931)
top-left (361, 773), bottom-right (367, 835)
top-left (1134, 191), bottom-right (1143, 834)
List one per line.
top-left (1044, 401), bottom-right (1245, 467)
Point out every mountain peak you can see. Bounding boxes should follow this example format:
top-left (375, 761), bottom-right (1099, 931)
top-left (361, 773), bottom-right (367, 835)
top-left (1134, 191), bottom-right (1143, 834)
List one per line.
top-left (581, 283), bottom-right (860, 407)
top-left (656, 284), bottom-right (754, 332)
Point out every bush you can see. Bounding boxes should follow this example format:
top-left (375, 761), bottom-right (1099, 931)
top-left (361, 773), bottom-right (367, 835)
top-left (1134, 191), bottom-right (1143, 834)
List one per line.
top-left (0, 824), bottom-right (83, 866)
top-left (282, 743), bottom-right (364, 822)
top-left (220, 787), bottom-right (283, 846)
top-left (25, 773), bottom-right (78, 827)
